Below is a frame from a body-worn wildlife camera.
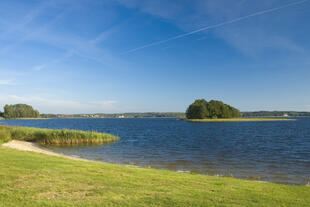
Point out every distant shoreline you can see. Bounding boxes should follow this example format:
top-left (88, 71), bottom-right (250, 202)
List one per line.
top-left (1, 115), bottom-right (309, 120)
top-left (3, 117), bottom-right (50, 120)
top-left (182, 118), bottom-right (295, 122)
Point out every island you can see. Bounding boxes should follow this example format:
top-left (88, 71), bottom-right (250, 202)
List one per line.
top-left (184, 99), bottom-right (293, 122)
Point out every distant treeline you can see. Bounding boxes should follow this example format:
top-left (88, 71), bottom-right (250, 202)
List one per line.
top-left (40, 112), bottom-right (186, 119)
top-left (1, 103), bottom-right (309, 119)
top-left (1, 104), bottom-right (40, 119)
top-left (242, 111), bottom-right (310, 117)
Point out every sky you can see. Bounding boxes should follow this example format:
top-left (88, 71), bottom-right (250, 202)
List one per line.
top-left (0, 0), bottom-right (309, 114)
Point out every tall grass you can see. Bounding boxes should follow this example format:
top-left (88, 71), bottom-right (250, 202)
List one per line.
top-left (0, 126), bottom-right (12, 144)
top-left (0, 125), bottom-right (119, 146)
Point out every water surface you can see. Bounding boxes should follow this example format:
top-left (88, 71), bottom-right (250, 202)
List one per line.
top-left (1, 117), bottom-right (310, 184)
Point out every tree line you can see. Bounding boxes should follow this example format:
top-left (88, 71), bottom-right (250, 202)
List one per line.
top-left (186, 99), bottom-right (241, 119)
top-left (1, 104), bottom-right (40, 119)
top-left (242, 111), bottom-right (310, 117)
top-left (40, 112), bottom-right (186, 118)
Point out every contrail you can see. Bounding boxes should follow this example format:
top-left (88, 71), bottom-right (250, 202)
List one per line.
top-left (124, 0), bottom-right (309, 54)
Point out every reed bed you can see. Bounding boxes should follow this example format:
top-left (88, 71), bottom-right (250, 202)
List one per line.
top-left (0, 125), bottom-right (119, 146)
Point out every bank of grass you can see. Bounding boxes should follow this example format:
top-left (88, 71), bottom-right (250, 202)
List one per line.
top-left (183, 118), bottom-right (295, 122)
top-left (11, 117), bottom-right (50, 120)
top-left (0, 147), bottom-right (309, 207)
top-left (0, 125), bottom-right (118, 146)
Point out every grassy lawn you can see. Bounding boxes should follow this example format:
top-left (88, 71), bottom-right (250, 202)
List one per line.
top-left (183, 118), bottom-right (294, 122)
top-left (0, 147), bottom-right (309, 207)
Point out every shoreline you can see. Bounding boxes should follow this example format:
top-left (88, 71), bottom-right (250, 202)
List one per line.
top-left (2, 140), bottom-right (92, 162)
top-left (1, 140), bottom-right (138, 168)
top-left (2, 140), bottom-right (306, 186)
top-left (182, 118), bottom-right (295, 122)
top-left (1, 140), bottom-right (267, 182)
top-left (1, 144), bottom-right (309, 206)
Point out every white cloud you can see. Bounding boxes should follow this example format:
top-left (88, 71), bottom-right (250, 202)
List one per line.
top-left (0, 68), bottom-right (24, 76)
top-left (0, 79), bottom-right (15, 85)
top-left (0, 95), bottom-right (118, 114)
top-left (33, 64), bottom-right (47, 71)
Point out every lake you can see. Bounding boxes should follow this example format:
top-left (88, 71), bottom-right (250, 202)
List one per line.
top-left (1, 117), bottom-right (309, 185)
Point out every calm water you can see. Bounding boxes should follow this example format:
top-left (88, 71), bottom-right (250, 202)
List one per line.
top-left (1, 118), bottom-right (310, 184)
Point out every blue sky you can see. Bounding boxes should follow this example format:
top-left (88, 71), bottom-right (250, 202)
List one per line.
top-left (0, 0), bottom-right (309, 113)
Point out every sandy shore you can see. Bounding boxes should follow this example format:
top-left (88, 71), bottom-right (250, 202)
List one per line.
top-left (2, 140), bottom-right (90, 162)
top-left (2, 141), bottom-right (142, 168)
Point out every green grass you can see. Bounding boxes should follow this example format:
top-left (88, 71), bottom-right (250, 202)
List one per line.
top-left (0, 147), bottom-right (309, 207)
top-left (0, 125), bottom-right (119, 146)
top-left (183, 118), bottom-right (295, 122)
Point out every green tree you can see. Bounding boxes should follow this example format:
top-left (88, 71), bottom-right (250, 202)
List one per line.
top-left (4, 105), bottom-right (14, 119)
top-left (186, 99), bottom-right (241, 119)
top-left (186, 99), bottom-right (209, 119)
top-left (3, 104), bottom-right (40, 119)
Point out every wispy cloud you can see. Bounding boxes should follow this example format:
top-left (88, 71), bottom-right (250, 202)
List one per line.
top-left (0, 1), bottom-right (51, 39)
top-left (30, 29), bottom-right (127, 71)
top-left (33, 64), bottom-right (47, 71)
top-left (0, 8), bottom-right (69, 55)
top-left (0, 94), bottom-right (118, 114)
top-left (0, 79), bottom-right (16, 85)
top-left (32, 50), bottom-right (74, 71)
top-left (1, 0), bottom-right (128, 71)
top-left (123, 0), bottom-right (309, 54)
top-left (0, 68), bottom-right (24, 76)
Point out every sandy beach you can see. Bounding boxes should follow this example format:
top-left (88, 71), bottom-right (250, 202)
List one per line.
top-left (2, 140), bottom-right (90, 162)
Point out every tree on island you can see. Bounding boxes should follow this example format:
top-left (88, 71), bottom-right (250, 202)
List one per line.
top-left (3, 104), bottom-right (40, 119)
top-left (186, 99), bottom-right (241, 119)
